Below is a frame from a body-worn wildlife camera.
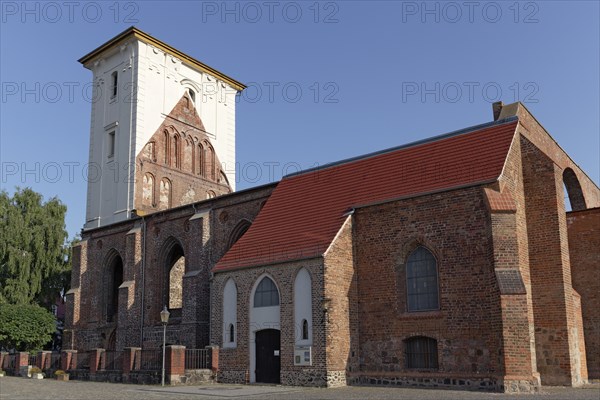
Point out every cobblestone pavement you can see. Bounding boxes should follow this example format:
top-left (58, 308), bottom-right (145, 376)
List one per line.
top-left (1, 377), bottom-right (599, 400)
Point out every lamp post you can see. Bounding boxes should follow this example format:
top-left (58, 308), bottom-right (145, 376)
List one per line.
top-left (160, 305), bottom-right (170, 386)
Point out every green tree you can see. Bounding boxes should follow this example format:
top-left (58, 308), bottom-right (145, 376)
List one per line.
top-left (0, 303), bottom-right (56, 352)
top-left (0, 188), bottom-right (70, 305)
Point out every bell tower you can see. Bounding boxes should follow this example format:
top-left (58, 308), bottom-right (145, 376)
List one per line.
top-left (79, 27), bottom-right (245, 229)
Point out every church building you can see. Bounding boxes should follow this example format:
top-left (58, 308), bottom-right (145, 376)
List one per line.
top-left (66, 27), bottom-right (599, 393)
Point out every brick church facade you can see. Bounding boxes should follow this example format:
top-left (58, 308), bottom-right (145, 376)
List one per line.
top-left (66, 28), bottom-right (599, 393)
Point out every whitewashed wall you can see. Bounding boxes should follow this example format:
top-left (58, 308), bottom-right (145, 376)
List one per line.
top-left (84, 37), bottom-right (239, 230)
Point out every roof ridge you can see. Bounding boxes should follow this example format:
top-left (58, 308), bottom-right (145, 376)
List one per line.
top-left (284, 116), bottom-right (519, 179)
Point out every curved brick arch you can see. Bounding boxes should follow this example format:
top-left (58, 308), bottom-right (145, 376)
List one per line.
top-left (226, 219), bottom-right (252, 252)
top-left (102, 249), bottom-right (124, 323)
top-left (563, 168), bottom-right (587, 211)
top-left (158, 236), bottom-right (186, 312)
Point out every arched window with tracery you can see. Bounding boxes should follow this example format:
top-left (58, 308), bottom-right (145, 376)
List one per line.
top-left (254, 277), bottom-right (279, 308)
top-left (406, 246), bottom-right (439, 312)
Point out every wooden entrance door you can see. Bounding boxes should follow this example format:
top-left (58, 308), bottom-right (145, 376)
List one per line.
top-left (255, 329), bottom-right (280, 383)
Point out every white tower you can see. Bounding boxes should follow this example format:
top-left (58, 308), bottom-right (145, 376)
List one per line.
top-left (79, 27), bottom-right (244, 229)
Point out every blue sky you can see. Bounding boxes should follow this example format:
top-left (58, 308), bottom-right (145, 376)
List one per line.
top-left (1, 0), bottom-right (599, 238)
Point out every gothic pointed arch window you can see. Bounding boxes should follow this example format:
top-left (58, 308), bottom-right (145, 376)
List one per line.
top-left (206, 145), bottom-right (216, 180)
top-left (161, 238), bottom-right (185, 315)
top-left (142, 173), bottom-right (155, 206)
top-left (198, 143), bottom-right (205, 176)
top-left (104, 251), bottom-right (123, 323)
top-left (190, 141), bottom-right (196, 174)
top-left (144, 141), bottom-right (156, 161)
top-left (163, 130), bottom-right (170, 165)
top-left (254, 277), bottom-right (279, 308)
top-left (302, 319), bottom-right (309, 340)
top-left (159, 178), bottom-right (172, 209)
top-left (406, 246), bottom-right (439, 312)
top-left (222, 279), bottom-right (237, 348)
top-left (294, 268), bottom-right (312, 344)
top-left (173, 135), bottom-right (181, 169)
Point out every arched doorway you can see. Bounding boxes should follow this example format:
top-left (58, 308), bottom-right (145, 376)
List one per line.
top-left (249, 275), bottom-right (281, 383)
top-left (107, 330), bottom-right (117, 351)
top-left (255, 329), bottom-right (281, 384)
top-left (162, 238), bottom-right (185, 319)
top-left (105, 252), bottom-right (123, 323)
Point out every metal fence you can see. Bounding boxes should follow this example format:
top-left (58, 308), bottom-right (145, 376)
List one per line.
top-left (77, 351), bottom-right (91, 370)
top-left (6, 354), bottom-right (16, 370)
top-left (103, 351), bottom-right (123, 371)
top-left (28, 354), bottom-right (38, 367)
top-left (50, 353), bottom-right (61, 370)
top-left (185, 349), bottom-right (211, 370)
top-left (138, 349), bottom-right (161, 371)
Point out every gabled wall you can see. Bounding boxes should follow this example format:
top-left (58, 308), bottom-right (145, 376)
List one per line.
top-left (498, 102), bottom-right (600, 386)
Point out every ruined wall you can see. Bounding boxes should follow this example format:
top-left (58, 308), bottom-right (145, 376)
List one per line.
top-left (67, 185), bottom-right (274, 353)
top-left (568, 208), bottom-right (600, 379)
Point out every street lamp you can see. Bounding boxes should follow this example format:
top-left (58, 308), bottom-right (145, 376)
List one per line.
top-left (160, 305), bottom-right (170, 386)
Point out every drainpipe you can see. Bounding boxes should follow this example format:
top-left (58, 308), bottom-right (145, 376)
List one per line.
top-left (139, 215), bottom-right (146, 347)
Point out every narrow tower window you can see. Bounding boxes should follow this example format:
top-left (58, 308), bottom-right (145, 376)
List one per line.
top-left (108, 131), bottom-right (115, 158)
top-left (111, 71), bottom-right (118, 98)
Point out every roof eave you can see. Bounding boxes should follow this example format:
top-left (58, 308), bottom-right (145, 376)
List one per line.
top-left (78, 26), bottom-right (246, 91)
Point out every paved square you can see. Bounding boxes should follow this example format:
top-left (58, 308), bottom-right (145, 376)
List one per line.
top-left (1, 377), bottom-right (599, 400)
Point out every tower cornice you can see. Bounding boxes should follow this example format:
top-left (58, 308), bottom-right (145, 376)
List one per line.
top-left (78, 26), bottom-right (246, 91)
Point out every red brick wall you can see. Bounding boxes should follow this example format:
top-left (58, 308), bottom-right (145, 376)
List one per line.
top-left (323, 217), bottom-right (359, 386)
top-left (211, 259), bottom-right (328, 386)
top-left (568, 208), bottom-right (600, 379)
top-left (66, 184), bottom-right (274, 353)
top-left (499, 102), bottom-right (599, 386)
top-left (134, 93), bottom-right (231, 215)
top-left (353, 186), bottom-right (504, 381)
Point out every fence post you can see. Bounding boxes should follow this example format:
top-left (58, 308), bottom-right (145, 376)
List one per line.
top-left (166, 345), bottom-right (185, 384)
top-left (61, 350), bottom-right (77, 371)
top-left (15, 352), bottom-right (29, 376)
top-left (0, 352), bottom-right (7, 370)
top-left (205, 345), bottom-right (219, 372)
top-left (38, 351), bottom-right (52, 369)
top-left (121, 347), bottom-right (140, 383)
top-left (89, 349), bottom-right (103, 373)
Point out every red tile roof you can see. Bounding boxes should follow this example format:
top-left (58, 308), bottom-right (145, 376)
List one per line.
top-left (213, 118), bottom-right (518, 272)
